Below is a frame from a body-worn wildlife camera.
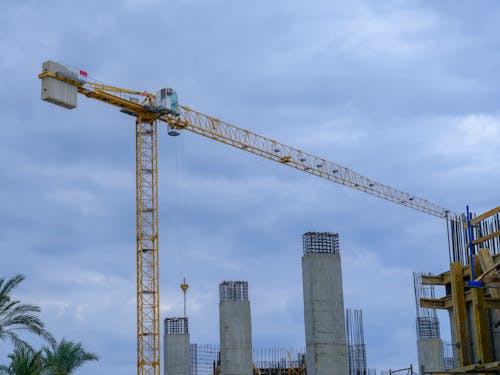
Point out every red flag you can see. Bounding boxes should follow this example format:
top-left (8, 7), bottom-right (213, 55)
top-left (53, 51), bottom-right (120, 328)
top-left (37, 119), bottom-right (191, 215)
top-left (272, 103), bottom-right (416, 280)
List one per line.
top-left (141, 91), bottom-right (148, 96)
top-left (79, 70), bottom-right (88, 77)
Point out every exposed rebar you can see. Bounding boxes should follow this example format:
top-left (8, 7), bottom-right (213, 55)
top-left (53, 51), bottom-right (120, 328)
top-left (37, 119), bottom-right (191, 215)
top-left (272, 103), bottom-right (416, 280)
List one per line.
top-left (164, 317), bottom-right (188, 335)
top-left (346, 309), bottom-right (368, 375)
top-left (219, 281), bottom-right (249, 302)
top-left (413, 273), bottom-right (440, 339)
top-left (303, 232), bottom-right (339, 254)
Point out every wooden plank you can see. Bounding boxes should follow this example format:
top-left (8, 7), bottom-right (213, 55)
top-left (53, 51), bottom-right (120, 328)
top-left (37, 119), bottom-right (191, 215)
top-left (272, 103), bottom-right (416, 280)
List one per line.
top-left (475, 258), bottom-right (500, 282)
top-left (422, 274), bottom-right (447, 285)
top-left (420, 297), bottom-right (447, 309)
top-left (478, 249), bottom-right (500, 299)
top-left (471, 206), bottom-right (500, 225)
top-left (471, 287), bottom-right (492, 364)
top-left (467, 230), bottom-right (500, 247)
top-left (451, 262), bottom-right (471, 366)
top-left (422, 293), bottom-right (500, 310)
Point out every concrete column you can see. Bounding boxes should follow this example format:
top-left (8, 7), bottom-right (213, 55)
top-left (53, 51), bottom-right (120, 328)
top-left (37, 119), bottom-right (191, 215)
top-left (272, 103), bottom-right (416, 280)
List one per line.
top-left (219, 281), bottom-right (252, 375)
top-left (417, 338), bottom-right (445, 374)
top-left (302, 232), bottom-right (348, 375)
top-left (164, 317), bottom-right (190, 375)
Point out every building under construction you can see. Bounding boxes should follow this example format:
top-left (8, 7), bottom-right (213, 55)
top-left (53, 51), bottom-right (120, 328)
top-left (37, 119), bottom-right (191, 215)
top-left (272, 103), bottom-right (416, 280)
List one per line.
top-left (37, 61), bottom-right (499, 375)
top-left (416, 208), bottom-right (500, 375)
top-left (164, 232), bottom-right (376, 375)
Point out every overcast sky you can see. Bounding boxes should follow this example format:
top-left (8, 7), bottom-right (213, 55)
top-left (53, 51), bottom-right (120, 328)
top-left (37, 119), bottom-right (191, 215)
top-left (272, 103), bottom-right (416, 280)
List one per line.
top-left (1, 1), bottom-right (499, 374)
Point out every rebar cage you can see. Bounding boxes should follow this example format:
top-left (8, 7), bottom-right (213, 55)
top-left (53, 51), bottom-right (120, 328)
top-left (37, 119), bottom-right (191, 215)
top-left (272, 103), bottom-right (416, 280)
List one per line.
top-left (303, 232), bottom-right (340, 254)
top-left (165, 317), bottom-right (189, 335)
top-left (413, 273), bottom-right (440, 339)
top-left (219, 281), bottom-right (249, 302)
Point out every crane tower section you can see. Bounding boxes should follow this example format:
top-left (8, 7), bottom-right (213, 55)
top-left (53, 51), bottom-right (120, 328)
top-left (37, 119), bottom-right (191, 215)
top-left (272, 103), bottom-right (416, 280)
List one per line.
top-left (136, 116), bottom-right (160, 375)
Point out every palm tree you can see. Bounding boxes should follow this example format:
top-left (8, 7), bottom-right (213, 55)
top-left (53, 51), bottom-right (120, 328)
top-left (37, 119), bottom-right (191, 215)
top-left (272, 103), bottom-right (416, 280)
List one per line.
top-left (42, 339), bottom-right (99, 375)
top-left (0, 275), bottom-right (54, 350)
top-left (0, 346), bottom-right (43, 375)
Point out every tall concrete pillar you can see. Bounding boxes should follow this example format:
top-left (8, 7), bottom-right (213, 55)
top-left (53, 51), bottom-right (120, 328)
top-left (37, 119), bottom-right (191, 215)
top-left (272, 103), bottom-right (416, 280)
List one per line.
top-left (219, 281), bottom-right (252, 375)
top-left (302, 232), bottom-right (348, 375)
top-left (164, 317), bottom-right (190, 375)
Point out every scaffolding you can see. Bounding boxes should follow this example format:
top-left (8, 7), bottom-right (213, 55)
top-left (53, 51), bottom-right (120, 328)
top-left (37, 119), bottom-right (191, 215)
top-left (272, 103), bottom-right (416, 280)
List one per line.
top-left (303, 232), bottom-right (339, 254)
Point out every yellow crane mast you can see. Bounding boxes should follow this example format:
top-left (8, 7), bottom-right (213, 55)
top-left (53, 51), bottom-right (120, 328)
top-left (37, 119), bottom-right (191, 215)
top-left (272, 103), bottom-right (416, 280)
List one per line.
top-left (38, 61), bottom-right (458, 375)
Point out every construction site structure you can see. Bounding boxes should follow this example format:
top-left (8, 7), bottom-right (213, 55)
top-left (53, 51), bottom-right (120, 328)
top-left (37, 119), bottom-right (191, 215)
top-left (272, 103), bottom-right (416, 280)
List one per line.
top-left (412, 273), bottom-right (445, 374)
top-left (219, 281), bottom-right (253, 375)
top-left (164, 318), bottom-right (190, 375)
top-left (419, 207), bottom-right (500, 375)
top-left (39, 60), bottom-right (470, 375)
top-left (302, 232), bottom-right (348, 375)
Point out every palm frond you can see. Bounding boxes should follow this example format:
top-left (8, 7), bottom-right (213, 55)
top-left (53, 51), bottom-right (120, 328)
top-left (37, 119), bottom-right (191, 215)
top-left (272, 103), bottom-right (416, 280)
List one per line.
top-left (42, 339), bottom-right (99, 375)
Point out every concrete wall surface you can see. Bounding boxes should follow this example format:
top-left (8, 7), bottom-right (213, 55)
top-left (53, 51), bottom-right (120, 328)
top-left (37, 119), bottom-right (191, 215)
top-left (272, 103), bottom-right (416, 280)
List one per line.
top-left (219, 300), bottom-right (252, 375)
top-left (417, 338), bottom-right (445, 375)
top-left (164, 333), bottom-right (190, 375)
top-left (302, 252), bottom-right (348, 375)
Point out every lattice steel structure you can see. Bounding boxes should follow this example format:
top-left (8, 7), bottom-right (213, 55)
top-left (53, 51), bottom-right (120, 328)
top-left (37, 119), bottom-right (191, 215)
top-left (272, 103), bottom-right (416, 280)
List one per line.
top-left (219, 281), bottom-right (249, 302)
top-left (413, 273), bottom-right (440, 339)
top-left (136, 118), bottom-right (161, 374)
top-left (303, 232), bottom-right (339, 254)
top-left (171, 106), bottom-right (457, 219)
top-left (346, 309), bottom-right (368, 375)
top-left (165, 317), bottom-right (188, 335)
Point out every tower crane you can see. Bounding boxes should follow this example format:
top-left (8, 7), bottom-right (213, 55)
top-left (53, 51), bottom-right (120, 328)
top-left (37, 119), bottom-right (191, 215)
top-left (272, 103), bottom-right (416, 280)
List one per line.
top-left (38, 60), bottom-right (459, 375)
